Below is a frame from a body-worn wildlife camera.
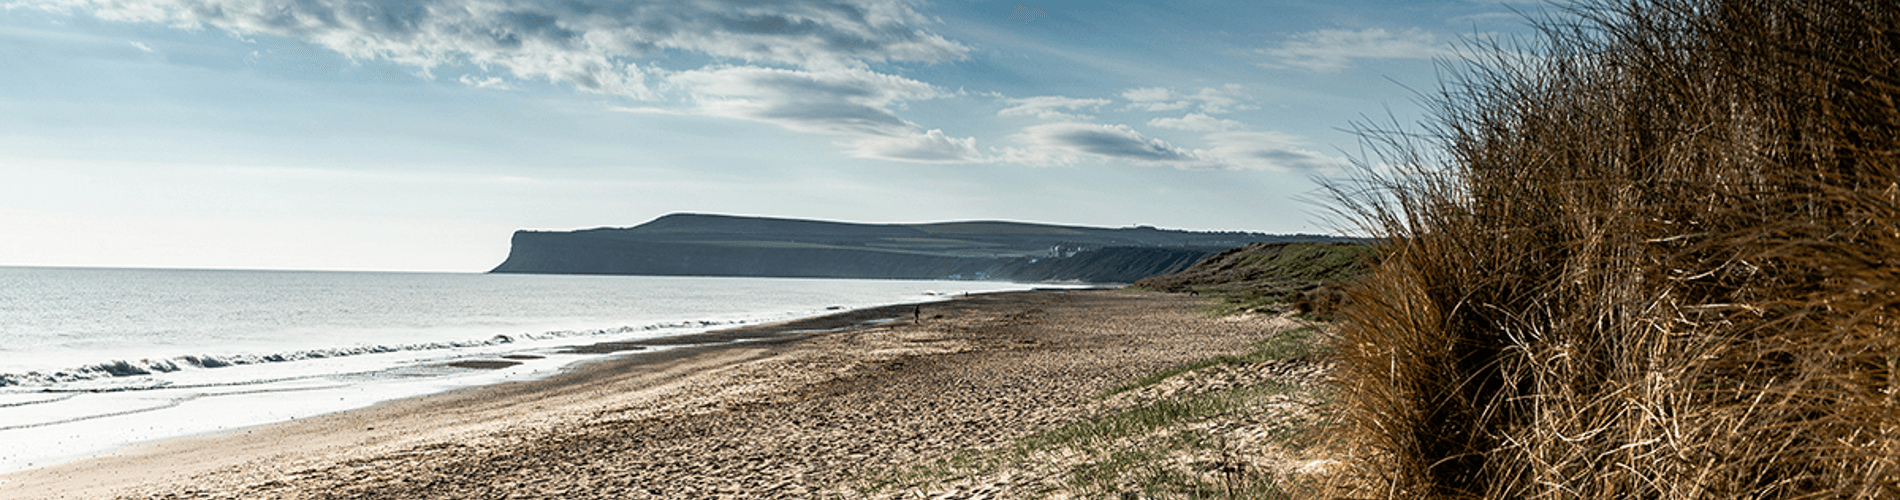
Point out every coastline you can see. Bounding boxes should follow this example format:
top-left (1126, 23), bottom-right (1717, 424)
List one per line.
top-left (0, 288), bottom-right (1296, 499)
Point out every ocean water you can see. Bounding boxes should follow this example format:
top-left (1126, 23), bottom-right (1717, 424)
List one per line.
top-left (0, 267), bottom-right (1053, 473)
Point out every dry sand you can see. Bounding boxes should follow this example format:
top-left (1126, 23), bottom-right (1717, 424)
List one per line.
top-left (0, 289), bottom-right (1300, 500)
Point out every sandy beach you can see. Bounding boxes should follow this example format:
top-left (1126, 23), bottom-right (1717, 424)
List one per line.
top-left (0, 289), bottom-right (1304, 499)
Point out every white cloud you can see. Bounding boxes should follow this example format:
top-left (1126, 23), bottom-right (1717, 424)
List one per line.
top-left (1003, 122), bottom-right (1199, 167)
top-left (668, 65), bottom-right (938, 136)
top-left (458, 75), bottom-right (514, 90)
top-left (29, 0), bottom-right (991, 163)
top-left (1127, 101), bottom-right (1192, 112)
top-left (1121, 87), bottom-right (1187, 111)
top-left (128, 40), bottom-right (155, 53)
top-left (1119, 84), bottom-right (1252, 113)
top-left (1148, 113), bottom-right (1242, 131)
top-left (1121, 87), bottom-right (1175, 102)
top-left (32, 0), bottom-right (1343, 172)
top-left (1002, 123), bottom-right (1348, 171)
top-left (34, 0), bottom-right (970, 99)
top-left (1196, 131), bottom-right (1348, 172)
top-left (849, 129), bottom-right (983, 163)
top-left (1187, 85), bottom-right (1252, 113)
top-left (1258, 28), bottom-right (1452, 72)
top-left (997, 95), bottom-right (1111, 120)
top-left (666, 66), bottom-right (988, 163)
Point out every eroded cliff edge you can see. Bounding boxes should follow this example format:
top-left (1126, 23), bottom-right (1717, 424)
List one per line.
top-left (490, 213), bottom-right (1349, 283)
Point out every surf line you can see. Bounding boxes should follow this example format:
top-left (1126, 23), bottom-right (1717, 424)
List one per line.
top-left (0, 383), bottom-right (347, 431)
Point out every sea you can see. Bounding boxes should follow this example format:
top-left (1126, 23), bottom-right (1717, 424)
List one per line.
top-left (0, 266), bottom-right (1057, 473)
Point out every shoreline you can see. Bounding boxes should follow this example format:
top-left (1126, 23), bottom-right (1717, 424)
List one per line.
top-left (0, 288), bottom-right (1291, 500)
top-left (0, 293), bottom-right (984, 497)
top-left (0, 284), bottom-right (1047, 474)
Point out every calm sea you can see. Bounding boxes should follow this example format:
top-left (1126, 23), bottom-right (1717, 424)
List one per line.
top-left (0, 267), bottom-right (1051, 473)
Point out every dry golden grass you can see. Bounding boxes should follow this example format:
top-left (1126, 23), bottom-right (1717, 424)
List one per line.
top-left (1320, 0), bottom-right (1900, 498)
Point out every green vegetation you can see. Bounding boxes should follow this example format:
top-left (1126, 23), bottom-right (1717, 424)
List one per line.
top-left (1133, 242), bottom-right (1374, 317)
top-left (1324, 0), bottom-right (1900, 498)
top-left (1025, 382), bottom-right (1296, 454)
top-left (1099, 325), bottom-right (1322, 399)
top-left (1028, 383), bottom-right (1304, 499)
top-left (842, 324), bottom-right (1328, 499)
top-left (843, 382), bottom-right (1309, 499)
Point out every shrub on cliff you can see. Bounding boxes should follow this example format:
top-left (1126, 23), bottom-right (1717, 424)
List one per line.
top-left (1324, 0), bottom-right (1900, 498)
top-left (1134, 242), bottom-right (1374, 316)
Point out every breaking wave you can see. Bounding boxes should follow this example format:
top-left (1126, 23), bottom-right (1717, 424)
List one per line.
top-left (0, 318), bottom-right (748, 389)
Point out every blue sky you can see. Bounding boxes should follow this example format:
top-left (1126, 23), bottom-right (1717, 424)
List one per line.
top-left (0, 0), bottom-right (1544, 271)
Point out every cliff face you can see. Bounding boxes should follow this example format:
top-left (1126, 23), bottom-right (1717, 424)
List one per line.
top-left (994, 247), bottom-right (1222, 283)
top-left (490, 233), bottom-right (1003, 279)
top-left (490, 213), bottom-right (1349, 283)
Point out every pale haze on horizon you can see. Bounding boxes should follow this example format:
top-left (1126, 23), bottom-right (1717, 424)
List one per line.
top-left (0, 0), bottom-right (1545, 272)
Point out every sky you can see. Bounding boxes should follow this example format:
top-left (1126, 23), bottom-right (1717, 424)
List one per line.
top-left (0, 0), bottom-right (1547, 272)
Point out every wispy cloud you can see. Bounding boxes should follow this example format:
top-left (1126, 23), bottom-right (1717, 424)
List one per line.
top-left (669, 66), bottom-right (937, 136)
top-left (29, 0), bottom-right (1346, 172)
top-left (1258, 28), bottom-right (1452, 71)
top-left (128, 40), bottom-right (155, 53)
top-left (850, 129), bottom-right (983, 163)
top-left (1002, 122), bottom-right (1346, 171)
top-left (458, 75), bottom-right (514, 90)
top-left (1120, 84), bottom-right (1253, 113)
top-left (1148, 113), bottom-right (1242, 131)
top-left (1004, 122), bottom-right (1198, 166)
top-left (1121, 87), bottom-right (1191, 111)
top-left (997, 95), bottom-right (1111, 120)
top-left (32, 0), bottom-right (970, 100)
top-left (666, 66), bottom-right (988, 163)
top-left (24, 0), bottom-right (989, 162)
top-left (1197, 131), bottom-right (1348, 171)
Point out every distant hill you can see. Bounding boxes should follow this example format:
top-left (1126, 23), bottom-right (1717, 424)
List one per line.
top-left (489, 213), bottom-right (1353, 283)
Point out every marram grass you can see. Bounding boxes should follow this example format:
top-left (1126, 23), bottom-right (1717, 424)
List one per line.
top-left (1322, 0), bottom-right (1900, 498)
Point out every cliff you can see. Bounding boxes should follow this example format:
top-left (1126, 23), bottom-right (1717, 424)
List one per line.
top-left (490, 213), bottom-right (1350, 283)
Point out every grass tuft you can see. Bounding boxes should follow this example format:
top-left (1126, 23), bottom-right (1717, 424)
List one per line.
top-left (1322, 0), bottom-right (1900, 498)
top-left (1099, 324), bottom-right (1324, 399)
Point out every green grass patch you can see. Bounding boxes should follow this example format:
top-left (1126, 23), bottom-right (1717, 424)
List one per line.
top-left (840, 323), bottom-right (1331, 499)
top-left (1028, 382), bottom-right (1295, 451)
top-left (841, 378), bottom-right (1312, 498)
top-left (1098, 325), bottom-right (1323, 399)
top-left (1199, 289), bottom-right (1292, 317)
top-left (1244, 324), bottom-right (1324, 360)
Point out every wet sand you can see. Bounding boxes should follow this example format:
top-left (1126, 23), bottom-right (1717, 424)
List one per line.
top-left (0, 289), bottom-right (1296, 500)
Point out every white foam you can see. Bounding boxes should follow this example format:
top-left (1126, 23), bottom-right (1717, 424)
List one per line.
top-left (0, 273), bottom-right (1077, 474)
top-left (0, 319), bottom-right (752, 389)
top-left (0, 345), bottom-right (640, 473)
top-left (0, 317), bottom-right (738, 473)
